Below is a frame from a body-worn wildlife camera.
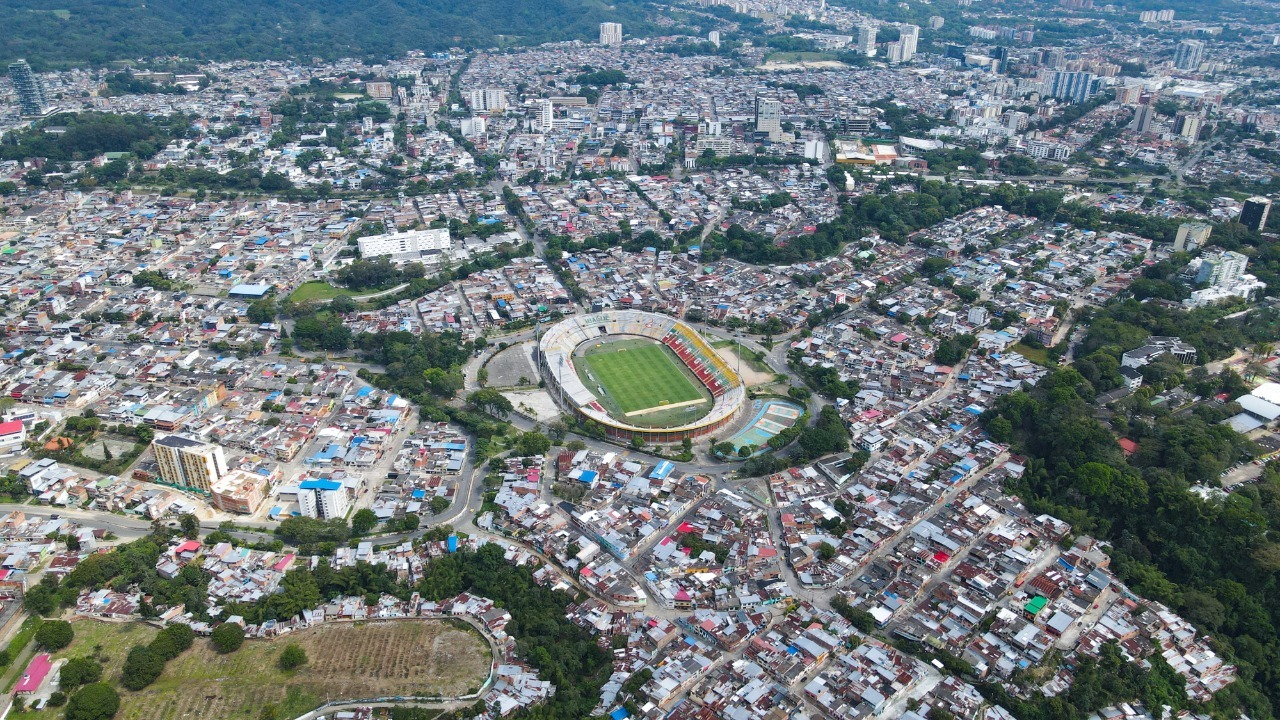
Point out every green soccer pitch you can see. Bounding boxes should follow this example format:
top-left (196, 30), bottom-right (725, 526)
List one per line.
top-left (579, 339), bottom-right (709, 418)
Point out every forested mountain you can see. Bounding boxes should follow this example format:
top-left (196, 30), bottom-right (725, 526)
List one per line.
top-left (1, 0), bottom-right (658, 68)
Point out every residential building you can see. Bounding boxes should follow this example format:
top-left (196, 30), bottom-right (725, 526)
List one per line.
top-left (152, 435), bottom-right (228, 493)
top-left (900, 24), bottom-right (920, 61)
top-left (1173, 39), bottom-right (1205, 71)
top-left (1174, 223), bottom-right (1211, 252)
top-left (1175, 113), bottom-right (1202, 140)
top-left (857, 24), bottom-right (877, 56)
top-left (1130, 104), bottom-right (1155, 134)
top-left (709, 30), bottom-right (721, 47)
top-left (1047, 71), bottom-right (1098, 104)
top-left (0, 420), bottom-right (25, 455)
top-left (210, 469), bottom-right (269, 515)
top-left (8, 60), bottom-right (52, 118)
top-left (600, 22), bottom-right (623, 47)
top-left (298, 478), bottom-right (350, 520)
top-left (469, 88), bottom-right (509, 113)
top-left (756, 97), bottom-right (782, 140)
top-left (1197, 250), bottom-right (1249, 287)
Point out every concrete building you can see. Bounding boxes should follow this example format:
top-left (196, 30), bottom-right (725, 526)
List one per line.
top-left (468, 88), bottom-right (509, 113)
top-left (152, 435), bottom-right (228, 494)
top-left (857, 24), bottom-right (877, 56)
top-left (1197, 250), bottom-right (1248, 287)
top-left (1240, 197), bottom-right (1272, 232)
top-left (1130, 104), bottom-right (1155, 134)
top-left (8, 60), bottom-right (53, 118)
top-left (298, 478), bottom-right (350, 520)
top-left (1174, 222), bottom-right (1211, 252)
top-left (1175, 113), bottom-right (1202, 140)
top-left (885, 42), bottom-right (905, 63)
top-left (900, 24), bottom-right (920, 61)
top-left (1047, 71), bottom-right (1098, 104)
top-left (600, 22), bottom-right (623, 47)
top-left (0, 420), bottom-right (25, 455)
top-left (536, 99), bottom-right (555, 131)
top-left (755, 97), bottom-right (782, 140)
top-left (709, 30), bottom-right (721, 47)
top-left (210, 469), bottom-right (269, 515)
top-left (357, 227), bottom-right (452, 261)
top-left (1173, 39), bottom-right (1205, 71)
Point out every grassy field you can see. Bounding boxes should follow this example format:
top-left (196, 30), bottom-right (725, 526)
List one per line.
top-left (581, 340), bottom-right (705, 414)
top-left (764, 51), bottom-right (838, 63)
top-left (1010, 342), bottom-right (1051, 366)
top-left (288, 281), bottom-right (351, 303)
top-left (23, 619), bottom-right (489, 720)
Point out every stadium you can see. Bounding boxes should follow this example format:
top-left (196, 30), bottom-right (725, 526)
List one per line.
top-left (537, 310), bottom-right (748, 444)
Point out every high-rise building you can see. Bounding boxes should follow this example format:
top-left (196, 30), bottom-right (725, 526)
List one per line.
top-left (537, 99), bottom-right (555, 131)
top-left (857, 24), bottom-right (877, 56)
top-left (8, 60), bottom-right (52, 118)
top-left (1173, 39), bottom-right (1205, 71)
top-left (1047, 71), bottom-right (1098, 104)
top-left (468, 88), bottom-right (508, 113)
top-left (600, 22), bottom-right (623, 47)
top-left (297, 478), bottom-right (350, 520)
top-left (900, 24), bottom-right (920, 61)
top-left (1130, 104), bottom-right (1155, 133)
top-left (928, 15), bottom-right (945, 29)
top-left (885, 41), bottom-right (905, 63)
top-left (755, 97), bottom-right (782, 139)
top-left (1240, 197), bottom-right (1273, 232)
top-left (1197, 250), bottom-right (1249, 287)
top-left (152, 435), bottom-right (228, 493)
top-left (1174, 222), bottom-right (1212, 252)
top-left (709, 30), bottom-right (721, 47)
top-left (1175, 113), bottom-right (1202, 140)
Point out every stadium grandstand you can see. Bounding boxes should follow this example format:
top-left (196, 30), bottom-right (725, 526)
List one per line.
top-left (537, 310), bottom-right (748, 443)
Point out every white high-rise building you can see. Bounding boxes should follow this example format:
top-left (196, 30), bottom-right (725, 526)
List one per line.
top-left (900, 24), bottom-right (920, 61)
top-left (537, 99), bottom-right (555, 131)
top-left (886, 41), bottom-right (905, 63)
top-left (709, 30), bottom-right (722, 47)
top-left (600, 22), bottom-right (623, 46)
top-left (755, 97), bottom-right (782, 139)
top-left (152, 435), bottom-right (228, 493)
top-left (857, 24), bottom-right (877, 56)
top-left (468, 88), bottom-right (508, 112)
top-left (1173, 39), bottom-right (1205, 71)
top-left (297, 479), bottom-right (350, 520)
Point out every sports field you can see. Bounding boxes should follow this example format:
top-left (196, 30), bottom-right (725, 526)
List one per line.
top-left (579, 339), bottom-right (710, 425)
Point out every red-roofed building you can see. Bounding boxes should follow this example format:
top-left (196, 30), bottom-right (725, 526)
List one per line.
top-left (1118, 438), bottom-right (1139, 457)
top-left (0, 420), bottom-right (25, 454)
top-left (14, 654), bottom-right (50, 694)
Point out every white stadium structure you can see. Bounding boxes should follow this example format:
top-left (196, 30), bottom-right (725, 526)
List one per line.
top-left (537, 310), bottom-right (748, 443)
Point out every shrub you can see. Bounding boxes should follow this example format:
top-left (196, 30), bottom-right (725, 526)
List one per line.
top-left (278, 644), bottom-right (307, 670)
top-left (60, 657), bottom-right (103, 688)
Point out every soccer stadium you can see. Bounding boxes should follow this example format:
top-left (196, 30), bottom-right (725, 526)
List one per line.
top-left (537, 311), bottom-right (748, 443)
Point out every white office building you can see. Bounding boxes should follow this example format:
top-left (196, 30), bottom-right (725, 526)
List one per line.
top-left (857, 24), bottom-right (877, 55)
top-left (357, 228), bottom-right (453, 261)
top-left (900, 24), bottom-right (920, 61)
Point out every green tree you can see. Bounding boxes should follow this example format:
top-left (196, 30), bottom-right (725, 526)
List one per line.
top-left (35, 620), bottom-right (74, 650)
top-left (120, 646), bottom-right (165, 690)
top-left (59, 657), bottom-right (103, 688)
top-left (210, 623), bottom-right (245, 654)
top-left (65, 683), bottom-right (121, 720)
top-left (515, 431), bottom-right (551, 457)
top-left (429, 496), bottom-right (450, 515)
top-left (351, 508), bottom-right (379, 535)
top-left (178, 513), bottom-right (199, 539)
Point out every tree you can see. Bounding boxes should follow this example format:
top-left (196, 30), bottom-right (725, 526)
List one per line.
top-left (23, 585), bottom-right (57, 616)
top-left (178, 513), bottom-right (199, 539)
top-left (278, 643), bottom-right (308, 670)
top-left (466, 389), bottom-right (513, 418)
top-left (65, 683), bottom-right (120, 720)
top-left (35, 620), bottom-right (74, 650)
top-left (120, 646), bottom-right (164, 690)
top-left (60, 658), bottom-right (104, 688)
top-left (246, 299), bottom-right (276, 324)
top-left (817, 542), bottom-right (837, 561)
top-left (210, 623), bottom-right (245, 654)
top-left (351, 508), bottom-right (379, 535)
top-left (515, 431), bottom-right (551, 457)
top-left (429, 496), bottom-right (450, 515)
top-left (150, 624), bottom-right (194, 660)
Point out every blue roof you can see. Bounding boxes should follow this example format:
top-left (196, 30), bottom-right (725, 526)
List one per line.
top-left (411, 489), bottom-right (427, 499)
top-left (580, 470), bottom-right (599, 483)
top-left (299, 479), bottom-right (342, 491)
top-left (649, 461), bottom-right (674, 480)
top-left (610, 709), bottom-right (630, 720)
